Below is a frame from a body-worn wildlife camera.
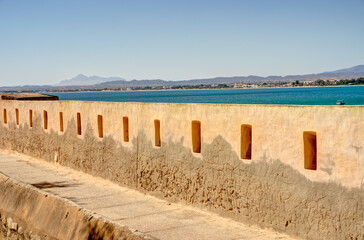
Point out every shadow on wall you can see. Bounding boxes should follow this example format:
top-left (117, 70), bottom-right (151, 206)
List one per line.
top-left (0, 114), bottom-right (363, 240)
top-left (0, 113), bottom-right (138, 187)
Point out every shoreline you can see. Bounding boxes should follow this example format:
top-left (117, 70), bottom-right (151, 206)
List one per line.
top-left (45, 84), bottom-right (364, 94)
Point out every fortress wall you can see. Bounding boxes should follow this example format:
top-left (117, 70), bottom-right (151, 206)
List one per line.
top-left (0, 100), bottom-right (363, 239)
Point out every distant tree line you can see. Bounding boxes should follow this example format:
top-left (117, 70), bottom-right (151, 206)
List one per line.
top-left (313, 77), bottom-right (364, 86)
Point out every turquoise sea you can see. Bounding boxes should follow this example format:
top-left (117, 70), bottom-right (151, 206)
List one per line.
top-left (52, 86), bottom-right (364, 105)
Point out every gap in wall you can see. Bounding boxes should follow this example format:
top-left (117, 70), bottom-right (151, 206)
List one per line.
top-left (192, 120), bottom-right (201, 153)
top-left (77, 113), bottom-right (81, 135)
top-left (154, 119), bottom-right (161, 147)
top-left (3, 109), bottom-right (7, 124)
top-left (29, 110), bottom-right (33, 128)
top-left (303, 131), bottom-right (317, 170)
top-left (98, 115), bottom-right (103, 138)
top-left (59, 112), bottom-right (64, 132)
top-left (15, 108), bottom-right (19, 125)
top-left (241, 124), bottom-right (252, 159)
top-left (123, 116), bottom-right (129, 142)
top-left (43, 110), bottom-right (48, 129)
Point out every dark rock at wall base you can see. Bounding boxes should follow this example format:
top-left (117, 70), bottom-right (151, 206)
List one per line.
top-left (1, 93), bottom-right (59, 101)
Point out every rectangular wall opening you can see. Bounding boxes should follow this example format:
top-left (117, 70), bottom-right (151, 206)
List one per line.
top-left (192, 120), bottom-right (201, 153)
top-left (3, 109), bottom-right (7, 124)
top-left (241, 124), bottom-right (252, 159)
top-left (29, 110), bottom-right (33, 128)
top-left (59, 112), bottom-right (64, 132)
top-left (123, 116), bottom-right (129, 142)
top-left (154, 119), bottom-right (161, 147)
top-left (303, 131), bottom-right (317, 170)
top-left (98, 115), bottom-right (103, 138)
top-left (43, 110), bottom-right (48, 129)
top-left (77, 112), bottom-right (82, 135)
top-left (15, 108), bottom-right (19, 125)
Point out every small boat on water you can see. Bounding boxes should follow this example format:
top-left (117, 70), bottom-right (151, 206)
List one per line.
top-left (336, 100), bottom-right (345, 105)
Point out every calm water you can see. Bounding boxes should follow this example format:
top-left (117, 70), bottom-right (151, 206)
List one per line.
top-left (51, 86), bottom-right (364, 105)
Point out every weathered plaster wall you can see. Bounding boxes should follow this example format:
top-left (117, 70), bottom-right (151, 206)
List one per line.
top-left (0, 100), bottom-right (363, 239)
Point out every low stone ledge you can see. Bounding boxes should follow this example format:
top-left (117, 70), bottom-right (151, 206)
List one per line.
top-left (0, 173), bottom-right (153, 240)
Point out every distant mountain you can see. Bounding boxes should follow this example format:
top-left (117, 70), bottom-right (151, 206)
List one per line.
top-left (93, 65), bottom-right (364, 87)
top-left (327, 65), bottom-right (364, 74)
top-left (55, 74), bottom-right (126, 86)
top-left (1, 65), bottom-right (364, 91)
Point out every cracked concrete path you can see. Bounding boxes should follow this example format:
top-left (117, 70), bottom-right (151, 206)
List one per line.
top-left (0, 150), bottom-right (296, 240)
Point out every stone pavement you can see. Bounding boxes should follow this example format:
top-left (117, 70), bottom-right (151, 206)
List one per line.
top-left (0, 150), bottom-right (295, 240)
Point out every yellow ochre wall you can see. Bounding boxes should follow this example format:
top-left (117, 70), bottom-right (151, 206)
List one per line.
top-left (0, 100), bottom-right (363, 239)
top-left (2, 100), bottom-right (362, 187)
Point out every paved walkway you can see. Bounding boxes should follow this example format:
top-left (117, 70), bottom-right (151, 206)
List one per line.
top-left (0, 151), bottom-right (294, 240)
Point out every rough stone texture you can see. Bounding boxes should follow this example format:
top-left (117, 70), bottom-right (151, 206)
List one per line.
top-left (138, 135), bottom-right (364, 240)
top-left (0, 101), bottom-right (363, 239)
top-left (0, 151), bottom-right (295, 240)
top-left (0, 173), bottom-right (150, 240)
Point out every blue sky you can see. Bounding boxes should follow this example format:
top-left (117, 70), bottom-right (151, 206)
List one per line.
top-left (0, 0), bottom-right (363, 86)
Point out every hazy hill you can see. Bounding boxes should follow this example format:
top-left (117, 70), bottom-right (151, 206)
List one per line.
top-left (55, 74), bottom-right (126, 86)
top-left (327, 65), bottom-right (364, 74)
top-left (89, 65), bottom-right (364, 88)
